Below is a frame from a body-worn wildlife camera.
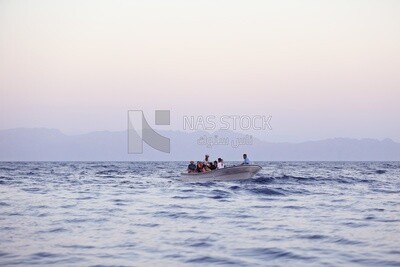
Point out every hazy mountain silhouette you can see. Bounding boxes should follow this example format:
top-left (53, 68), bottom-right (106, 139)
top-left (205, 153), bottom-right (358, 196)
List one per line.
top-left (0, 128), bottom-right (399, 161)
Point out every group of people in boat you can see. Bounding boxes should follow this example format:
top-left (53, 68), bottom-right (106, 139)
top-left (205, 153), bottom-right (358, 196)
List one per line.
top-left (187, 154), bottom-right (251, 173)
top-left (187, 154), bottom-right (224, 173)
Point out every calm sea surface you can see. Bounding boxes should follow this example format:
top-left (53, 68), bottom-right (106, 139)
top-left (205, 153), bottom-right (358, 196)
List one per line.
top-left (0, 161), bottom-right (399, 266)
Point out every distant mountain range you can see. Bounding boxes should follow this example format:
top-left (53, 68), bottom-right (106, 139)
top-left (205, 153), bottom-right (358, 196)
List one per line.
top-left (0, 128), bottom-right (399, 161)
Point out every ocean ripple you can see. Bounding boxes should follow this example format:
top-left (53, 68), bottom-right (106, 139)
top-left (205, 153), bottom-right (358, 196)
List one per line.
top-left (0, 161), bottom-right (399, 266)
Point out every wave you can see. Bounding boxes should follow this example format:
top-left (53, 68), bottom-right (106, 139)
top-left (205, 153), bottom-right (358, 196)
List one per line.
top-left (247, 187), bottom-right (285, 196)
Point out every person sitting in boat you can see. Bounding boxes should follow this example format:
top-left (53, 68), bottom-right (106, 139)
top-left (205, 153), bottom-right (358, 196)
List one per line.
top-left (209, 160), bottom-right (218, 170)
top-left (217, 158), bottom-right (225, 169)
top-left (203, 154), bottom-right (212, 171)
top-left (242, 154), bottom-right (250, 165)
top-left (196, 161), bottom-right (205, 172)
top-left (187, 161), bottom-right (196, 173)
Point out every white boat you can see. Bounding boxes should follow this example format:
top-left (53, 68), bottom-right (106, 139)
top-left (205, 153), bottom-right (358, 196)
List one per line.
top-left (180, 165), bottom-right (262, 182)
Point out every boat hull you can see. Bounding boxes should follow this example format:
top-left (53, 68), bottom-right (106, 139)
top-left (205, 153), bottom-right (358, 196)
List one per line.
top-left (180, 165), bottom-right (262, 182)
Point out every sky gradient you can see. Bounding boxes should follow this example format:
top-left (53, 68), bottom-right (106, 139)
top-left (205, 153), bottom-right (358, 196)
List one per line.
top-left (0, 0), bottom-right (399, 142)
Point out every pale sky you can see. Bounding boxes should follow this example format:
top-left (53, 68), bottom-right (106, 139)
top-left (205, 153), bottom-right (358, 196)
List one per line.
top-left (0, 0), bottom-right (399, 142)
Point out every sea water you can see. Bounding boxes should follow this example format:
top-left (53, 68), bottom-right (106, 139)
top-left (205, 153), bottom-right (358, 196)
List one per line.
top-left (0, 161), bottom-right (399, 266)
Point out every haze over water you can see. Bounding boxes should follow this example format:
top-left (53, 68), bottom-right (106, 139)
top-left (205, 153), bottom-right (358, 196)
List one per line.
top-left (1, 0), bottom-right (399, 142)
